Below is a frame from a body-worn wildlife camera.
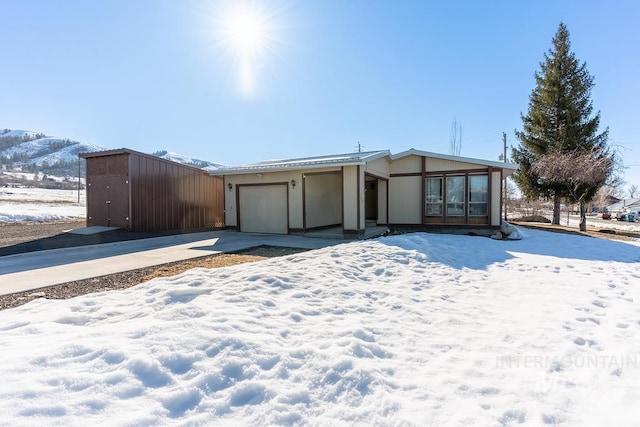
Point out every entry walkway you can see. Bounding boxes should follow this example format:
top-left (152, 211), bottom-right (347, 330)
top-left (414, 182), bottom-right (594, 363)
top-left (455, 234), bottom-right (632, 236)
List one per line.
top-left (0, 231), bottom-right (341, 296)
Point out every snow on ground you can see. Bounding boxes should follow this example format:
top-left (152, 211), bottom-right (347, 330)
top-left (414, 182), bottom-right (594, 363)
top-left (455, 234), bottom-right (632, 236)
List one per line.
top-left (562, 216), bottom-right (640, 233)
top-left (0, 187), bottom-right (85, 222)
top-left (1, 229), bottom-right (639, 426)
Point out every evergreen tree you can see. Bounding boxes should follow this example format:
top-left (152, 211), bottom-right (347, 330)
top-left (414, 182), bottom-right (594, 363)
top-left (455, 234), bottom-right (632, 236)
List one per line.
top-left (512, 23), bottom-right (609, 224)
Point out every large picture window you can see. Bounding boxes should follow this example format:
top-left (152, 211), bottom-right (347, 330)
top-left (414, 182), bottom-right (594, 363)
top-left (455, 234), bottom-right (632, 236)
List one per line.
top-left (468, 175), bottom-right (488, 216)
top-left (446, 176), bottom-right (465, 216)
top-left (425, 173), bottom-right (489, 221)
top-left (425, 178), bottom-right (443, 215)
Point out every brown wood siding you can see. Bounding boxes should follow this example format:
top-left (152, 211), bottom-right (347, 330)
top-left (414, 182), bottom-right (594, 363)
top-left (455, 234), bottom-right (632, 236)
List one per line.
top-left (84, 149), bottom-right (223, 232)
top-left (128, 152), bottom-right (224, 232)
top-left (85, 153), bottom-right (130, 228)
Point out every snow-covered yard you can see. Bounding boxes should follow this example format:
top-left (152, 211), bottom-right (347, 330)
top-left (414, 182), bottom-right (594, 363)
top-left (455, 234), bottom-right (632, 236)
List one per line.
top-left (0, 187), bottom-right (85, 222)
top-left (0, 229), bottom-right (639, 425)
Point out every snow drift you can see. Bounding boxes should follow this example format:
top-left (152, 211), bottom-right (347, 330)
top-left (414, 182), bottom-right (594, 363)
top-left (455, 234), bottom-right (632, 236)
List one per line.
top-left (0, 230), bottom-right (639, 425)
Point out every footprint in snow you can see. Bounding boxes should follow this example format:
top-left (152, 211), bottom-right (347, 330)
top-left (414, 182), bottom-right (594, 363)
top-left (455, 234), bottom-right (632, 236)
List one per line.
top-left (573, 337), bottom-right (597, 347)
top-left (592, 300), bottom-right (607, 308)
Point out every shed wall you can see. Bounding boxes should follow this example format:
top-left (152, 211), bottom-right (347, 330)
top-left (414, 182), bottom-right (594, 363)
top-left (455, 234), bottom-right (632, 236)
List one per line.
top-left (127, 153), bottom-right (223, 232)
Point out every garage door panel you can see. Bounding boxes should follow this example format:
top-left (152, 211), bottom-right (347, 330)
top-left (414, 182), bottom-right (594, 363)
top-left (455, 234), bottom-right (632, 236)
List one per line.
top-left (239, 185), bottom-right (288, 234)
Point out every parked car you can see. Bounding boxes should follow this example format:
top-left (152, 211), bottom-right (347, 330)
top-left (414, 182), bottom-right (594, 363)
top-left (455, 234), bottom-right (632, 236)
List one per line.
top-left (600, 211), bottom-right (611, 220)
top-left (616, 211), bottom-right (629, 221)
top-left (618, 211), bottom-right (640, 222)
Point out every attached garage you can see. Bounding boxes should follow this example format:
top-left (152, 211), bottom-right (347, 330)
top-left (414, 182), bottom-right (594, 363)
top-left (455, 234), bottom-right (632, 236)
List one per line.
top-left (80, 148), bottom-right (224, 232)
top-left (238, 184), bottom-right (289, 234)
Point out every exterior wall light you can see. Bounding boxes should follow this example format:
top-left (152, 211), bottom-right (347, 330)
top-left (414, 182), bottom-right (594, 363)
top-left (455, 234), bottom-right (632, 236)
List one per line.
top-left (227, 182), bottom-right (232, 191)
top-left (291, 179), bottom-right (296, 188)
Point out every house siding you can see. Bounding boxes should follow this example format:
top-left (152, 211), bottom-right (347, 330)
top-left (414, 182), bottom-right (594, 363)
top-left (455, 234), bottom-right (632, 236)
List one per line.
top-left (304, 172), bottom-right (342, 229)
top-left (364, 157), bottom-right (390, 178)
top-left (378, 179), bottom-right (388, 225)
top-left (425, 158), bottom-right (486, 172)
top-left (390, 155), bottom-right (422, 174)
top-left (491, 170), bottom-right (502, 226)
top-left (389, 176), bottom-right (422, 224)
top-left (342, 166), bottom-right (361, 231)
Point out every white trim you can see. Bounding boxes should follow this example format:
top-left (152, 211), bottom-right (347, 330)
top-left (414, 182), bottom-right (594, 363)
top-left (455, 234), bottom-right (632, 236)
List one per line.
top-left (212, 148), bottom-right (517, 176)
top-left (211, 150), bottom-right (391, 176)
top-left (391, 148), bottom-right (518, 171)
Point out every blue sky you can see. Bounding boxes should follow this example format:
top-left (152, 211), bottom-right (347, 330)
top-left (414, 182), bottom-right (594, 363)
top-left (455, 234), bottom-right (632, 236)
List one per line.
top-left (2, 0), bottom-right (639, 192)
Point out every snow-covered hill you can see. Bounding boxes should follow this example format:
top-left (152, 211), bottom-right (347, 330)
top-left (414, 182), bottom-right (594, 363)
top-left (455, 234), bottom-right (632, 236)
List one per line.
top-left (152, 150), bottom-right (225, 171)
top-left (0, 129), bottom-right (225, 176)
top-left (0, 129), bottom-right (105, 176)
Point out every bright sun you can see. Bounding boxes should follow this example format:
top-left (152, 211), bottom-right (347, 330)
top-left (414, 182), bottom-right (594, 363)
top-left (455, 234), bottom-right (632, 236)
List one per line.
top-left (216, 1), bottom-right (275, 97)
top-left (223, 4), bottom-right (266, 56)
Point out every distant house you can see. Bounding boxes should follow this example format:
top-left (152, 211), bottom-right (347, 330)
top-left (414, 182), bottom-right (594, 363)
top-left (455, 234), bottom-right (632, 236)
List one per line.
top-left (212, 149), bottom-right (517, 237)
top-left (607, 198), bottom-right (640, 213)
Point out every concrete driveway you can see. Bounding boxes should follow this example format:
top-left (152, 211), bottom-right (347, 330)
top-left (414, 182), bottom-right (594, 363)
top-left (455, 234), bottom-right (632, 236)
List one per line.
top-left (0, 231), bottom-right (341, 296)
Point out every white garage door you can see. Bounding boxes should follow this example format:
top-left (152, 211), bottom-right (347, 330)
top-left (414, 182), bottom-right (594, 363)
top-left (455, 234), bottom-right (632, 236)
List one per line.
top-left (239, 184), bottom-right (288, 234)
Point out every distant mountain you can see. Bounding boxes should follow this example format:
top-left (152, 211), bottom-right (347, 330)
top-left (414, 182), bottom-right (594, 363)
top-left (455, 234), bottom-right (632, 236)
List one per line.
top-left (0, 129), bottom-right (105, 177)
top-left (151, 150), bottom-right (225, 171)
top-left (0, 128), bottom-right (225, 177)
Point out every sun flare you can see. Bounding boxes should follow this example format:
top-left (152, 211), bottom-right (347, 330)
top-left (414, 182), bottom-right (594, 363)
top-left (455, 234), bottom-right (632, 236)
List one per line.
top-left (215, 0), bottom-right (276, 97)
top-left (223, 4), bottom-right (267, 56)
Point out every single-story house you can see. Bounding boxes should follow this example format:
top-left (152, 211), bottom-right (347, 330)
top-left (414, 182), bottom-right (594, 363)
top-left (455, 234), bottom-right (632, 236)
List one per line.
top-left (212, 149), bottom-right (517, 237)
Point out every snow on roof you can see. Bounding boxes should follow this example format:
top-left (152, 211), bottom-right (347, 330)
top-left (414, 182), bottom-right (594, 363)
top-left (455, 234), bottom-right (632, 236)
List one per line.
top-left (214, 150), bottom-right (391, 174)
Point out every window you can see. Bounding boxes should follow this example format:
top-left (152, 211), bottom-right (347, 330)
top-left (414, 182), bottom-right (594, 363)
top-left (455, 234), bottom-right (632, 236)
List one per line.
top-left (446, 176), bottom-right (465, 216)
top-left (425, 174), bottom-right (489, 220)
top-left (425, 178), bottom-right (443, 215)
top-left (469, 175), bottom-right (488, 216)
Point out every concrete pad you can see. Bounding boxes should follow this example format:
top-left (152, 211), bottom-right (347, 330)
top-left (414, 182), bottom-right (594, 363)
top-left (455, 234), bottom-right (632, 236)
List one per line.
top-left (0, 231), bottom-right (342, 296)
top-left (66, 226), bottom-right (120, 235)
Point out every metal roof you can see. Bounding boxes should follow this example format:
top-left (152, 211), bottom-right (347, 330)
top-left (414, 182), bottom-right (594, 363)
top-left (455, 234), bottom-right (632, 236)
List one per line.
top-left (213, 150), bottom-right (391, 175)
top-left (607, 198), bottom-right (640, 211)
top-left (79, 148), bottom-right (211, 174)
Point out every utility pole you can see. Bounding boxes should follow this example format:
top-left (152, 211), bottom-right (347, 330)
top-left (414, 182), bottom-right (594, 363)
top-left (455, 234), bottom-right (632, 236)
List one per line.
top-left (78, 156), bottom-right (81, 204)
top-left (502, 132), bottom-right (508, 221)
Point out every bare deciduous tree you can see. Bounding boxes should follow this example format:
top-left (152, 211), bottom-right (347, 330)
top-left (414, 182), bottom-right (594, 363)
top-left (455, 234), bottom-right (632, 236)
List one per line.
top-left (533, 149), bottom-right (615, 231)
top-left (629, 184), bottom-right (638, 199)
top-left (450, 119), bottom-right (462, 156)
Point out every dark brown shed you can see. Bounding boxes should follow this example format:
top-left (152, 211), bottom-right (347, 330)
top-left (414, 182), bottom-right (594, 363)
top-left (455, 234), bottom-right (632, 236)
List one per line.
top-left (79, 148), bottom-right (224, 232)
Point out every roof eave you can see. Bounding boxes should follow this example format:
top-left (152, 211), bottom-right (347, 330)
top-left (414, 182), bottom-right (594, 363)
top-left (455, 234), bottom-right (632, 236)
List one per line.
top-left (391, 148), bottom-right (518, 170)
top-left (209, 160), bottom-right (367, 176)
